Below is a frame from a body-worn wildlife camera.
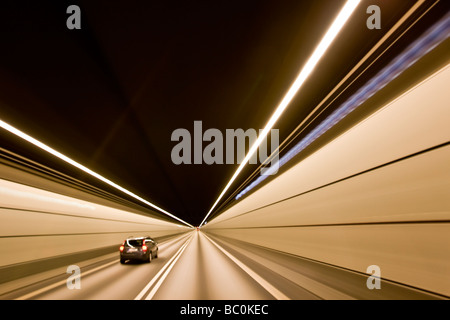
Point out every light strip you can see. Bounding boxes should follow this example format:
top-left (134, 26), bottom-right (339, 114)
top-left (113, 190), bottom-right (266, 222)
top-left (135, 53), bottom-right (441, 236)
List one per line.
top-left (235, 11), bottom-right (450, 200)
top-left (200, 0), bottom-right (361, 226)
top-left (0, 119), bottom-right (194, 228)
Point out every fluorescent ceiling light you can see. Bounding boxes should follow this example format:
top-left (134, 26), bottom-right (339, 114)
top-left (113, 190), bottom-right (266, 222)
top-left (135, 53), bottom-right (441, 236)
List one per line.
top-left (200, 0), bottom-right (361, 226)
top-left (236, 11), bottom-right (450, 200)
top-left (0, 119), bottom-right (194, 228)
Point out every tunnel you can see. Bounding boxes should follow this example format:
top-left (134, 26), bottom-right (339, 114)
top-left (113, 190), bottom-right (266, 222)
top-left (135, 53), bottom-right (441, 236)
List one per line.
top-left (0, 0), bottom-right (449, 305)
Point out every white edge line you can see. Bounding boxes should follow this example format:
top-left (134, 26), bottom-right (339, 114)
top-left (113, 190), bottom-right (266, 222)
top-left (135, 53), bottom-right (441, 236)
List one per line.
top-left (134, 235), bottom-right (193, 300)
top-left (202, 233), bottom-right (290, 300)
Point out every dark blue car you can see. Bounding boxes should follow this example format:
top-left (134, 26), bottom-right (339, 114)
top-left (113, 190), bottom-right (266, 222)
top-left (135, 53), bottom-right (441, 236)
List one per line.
top-left (119, 236), bottom-right (158, 264)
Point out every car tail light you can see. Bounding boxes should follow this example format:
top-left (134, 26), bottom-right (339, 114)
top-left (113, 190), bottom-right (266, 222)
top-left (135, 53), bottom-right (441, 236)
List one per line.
top-left (119, 245), bottom-right (124, 252)
top-left (142, 245), bottom-right (148, 252)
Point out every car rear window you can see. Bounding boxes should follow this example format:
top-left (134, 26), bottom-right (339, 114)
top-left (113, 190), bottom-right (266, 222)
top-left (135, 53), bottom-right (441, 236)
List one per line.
top-left (126, 239), bottom-right (144, 247)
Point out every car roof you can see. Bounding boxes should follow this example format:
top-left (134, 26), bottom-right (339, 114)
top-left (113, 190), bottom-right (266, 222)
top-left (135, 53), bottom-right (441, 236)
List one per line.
top-left (126, 236), bottom-right (152, 240)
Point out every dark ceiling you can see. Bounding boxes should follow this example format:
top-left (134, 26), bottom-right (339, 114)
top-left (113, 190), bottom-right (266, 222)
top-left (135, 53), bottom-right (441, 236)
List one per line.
top-left (0, 0), bottom-right (443, 225)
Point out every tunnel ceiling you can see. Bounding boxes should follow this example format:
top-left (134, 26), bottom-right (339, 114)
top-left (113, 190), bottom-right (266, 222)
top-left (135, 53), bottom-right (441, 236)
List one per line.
top-left (0, 0), bottom-right (438, 225)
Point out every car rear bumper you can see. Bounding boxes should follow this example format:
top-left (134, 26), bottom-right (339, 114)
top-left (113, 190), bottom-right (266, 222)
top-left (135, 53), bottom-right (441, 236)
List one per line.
top-left (120, 252), bottom-right (148, 261)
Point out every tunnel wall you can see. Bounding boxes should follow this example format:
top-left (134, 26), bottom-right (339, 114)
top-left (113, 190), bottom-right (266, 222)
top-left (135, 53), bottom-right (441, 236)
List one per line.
top-left (0, 170), bottom-right (190, 268)
top-left (204, 64), bottom-right (450, 296)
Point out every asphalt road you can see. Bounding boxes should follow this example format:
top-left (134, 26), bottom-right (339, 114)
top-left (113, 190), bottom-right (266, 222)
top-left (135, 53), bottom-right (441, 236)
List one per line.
top-left (1, 230), bottom-right (445, 300)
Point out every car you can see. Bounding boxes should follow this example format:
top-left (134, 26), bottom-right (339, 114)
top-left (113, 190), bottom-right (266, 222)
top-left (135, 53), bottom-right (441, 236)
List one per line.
top-left (119, 236), bottom-right (158, 264)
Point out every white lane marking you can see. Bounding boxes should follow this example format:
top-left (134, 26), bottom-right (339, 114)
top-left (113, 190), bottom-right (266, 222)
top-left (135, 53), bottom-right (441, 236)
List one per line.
top-left (134, 235), bottom-right (193, 300)
top-left (15, 259), bottom-right (117, 300)
top-left (14, 234), bottom-right (191, 300)
top-left (144, 236), bottom-right (193, 300)
top-left (202, 233), bottom-right (290, 300)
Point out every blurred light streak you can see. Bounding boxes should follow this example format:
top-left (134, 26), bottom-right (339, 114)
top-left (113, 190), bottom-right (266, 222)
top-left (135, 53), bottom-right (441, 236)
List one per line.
top-left (201, 0), bottom-right (361, 226)
top-left (235, 12), bottom-right (450, 201)
top-left (0, 181), bottom-right (95, 211)
top-left (0, 120), bottom-right (194, 228)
